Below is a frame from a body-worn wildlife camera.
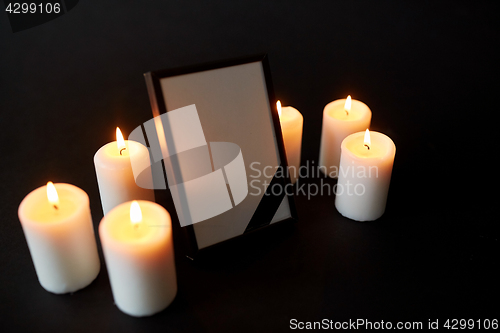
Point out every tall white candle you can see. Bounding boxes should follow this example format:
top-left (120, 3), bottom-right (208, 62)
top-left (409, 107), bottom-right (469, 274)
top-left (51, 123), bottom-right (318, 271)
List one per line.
top-left (335, 130), bottom-right (396, 221)
top-left (18, 182), bottom-right (100, 294)
top-left (94, 127), bottom-right (155, 215)
top-left (319, 96), bottom-right (371, 177)
top-left (277, 101), bottom-right (304, 184)
top-left (99, 200), bottom-right (177, 317)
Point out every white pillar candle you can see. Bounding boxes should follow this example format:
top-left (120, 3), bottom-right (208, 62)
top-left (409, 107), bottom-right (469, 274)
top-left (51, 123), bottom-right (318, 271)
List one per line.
top-left (94, 127), bottom-right (155, 215)
top-left (277, 101), bottom-right (303, 184)
top-left (99, 200), bottom-right (177, 317)
top-left (18, 182), bottom-right (100, 294)
top-left (335, 130), bottom-right (396, 221)
top-left (319, 96), bottom-right (371, 177)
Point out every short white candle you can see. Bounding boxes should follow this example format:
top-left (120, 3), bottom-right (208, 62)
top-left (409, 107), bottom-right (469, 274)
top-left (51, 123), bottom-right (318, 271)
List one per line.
top-left (335, 130), bottom-right (396, 221)
top-left (319, 96), bottom-right (371, 177)
top-left (94, 127), bottom-right (155, 215)
top-left (18, 182), bottom-right (100, 294)
top-left (277, 101), bottom-right (304, 184)
top-left (99, 200), bottom-right (177, 317)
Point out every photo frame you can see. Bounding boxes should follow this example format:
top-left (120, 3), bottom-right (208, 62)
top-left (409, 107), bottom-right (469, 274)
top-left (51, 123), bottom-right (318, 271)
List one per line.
top-left (143, 54), bottom-right (298, 252)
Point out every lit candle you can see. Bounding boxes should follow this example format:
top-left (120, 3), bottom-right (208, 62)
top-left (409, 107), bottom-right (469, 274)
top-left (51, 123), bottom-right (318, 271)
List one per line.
top-left (277, 100), bottom-right (304, 184)
top-left (319, 96), bottom-right (371, 177)
top-left (18, 182), bottom-right (100, 294)
top-left (94, 127), bottom-right (155, 215)
top-left (335, 130), bottom-right (396, 221)
top-left (99, 200), bottom-right (177, 317)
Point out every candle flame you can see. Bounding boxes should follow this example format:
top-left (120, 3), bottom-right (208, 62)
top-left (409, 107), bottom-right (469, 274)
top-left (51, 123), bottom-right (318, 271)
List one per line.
top-left (116, 127), bottom-right (126, 154)
top-left (344, 95), bottom-right (352, 114)
top-left (276, 100), bottom-right (282, 117)
top-left (46, 181), bottom-right (59, 208)
top-left (130, 201), bottom-right (142, 226)
top-left (364, 129), bottom-right (371, 150)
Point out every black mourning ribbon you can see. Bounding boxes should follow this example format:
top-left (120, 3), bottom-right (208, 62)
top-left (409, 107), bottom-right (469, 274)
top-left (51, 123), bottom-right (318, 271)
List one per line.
top-left (244, 166), bottom-right (287, 233)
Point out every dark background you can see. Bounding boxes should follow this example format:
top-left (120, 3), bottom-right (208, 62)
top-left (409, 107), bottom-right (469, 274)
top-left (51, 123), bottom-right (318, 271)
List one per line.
top-left (1, 1), bottom-right (498, 332)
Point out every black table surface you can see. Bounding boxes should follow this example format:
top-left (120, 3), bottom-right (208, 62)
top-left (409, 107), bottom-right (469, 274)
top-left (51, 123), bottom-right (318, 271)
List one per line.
top-left (1, 1), bottom-right (498, 332)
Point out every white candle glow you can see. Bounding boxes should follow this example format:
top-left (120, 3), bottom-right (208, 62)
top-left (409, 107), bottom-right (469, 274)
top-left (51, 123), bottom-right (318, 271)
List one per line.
top-left (277, 100), bottom-right (303, 184)
top-left (18, 182), bottom-right (100, 294)
top-left (99, 200), bottom-right (177, 317)
top-left (319, 96), bottom-right (371, 177)
top-left (335, 130), bottom-right (396, 221)
top-left (94, 127), bottom-right (155, 215)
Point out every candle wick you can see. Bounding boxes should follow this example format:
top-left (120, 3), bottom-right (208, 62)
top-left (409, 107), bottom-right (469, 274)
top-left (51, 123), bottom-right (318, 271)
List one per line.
top-left (345, 109), bottom-right (349, 116)
top-left (53, 205), bottom-right (59, 210)
top-left (364, 144), bottom-right (370, 150)
top-left (119, 148), bottom-right (127, 155)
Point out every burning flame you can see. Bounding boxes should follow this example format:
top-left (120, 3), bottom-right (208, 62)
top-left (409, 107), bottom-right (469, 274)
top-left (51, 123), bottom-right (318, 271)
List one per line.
top-left (344, 95), bottom-right (352, 115)
top-left (276, 100), bottom-right (282, 117)
top-left (130, 201), bottom-right (142, 226)
top-left (116, 127), bottom-right (126, 154)
top-left (364, 129), bottom-right (371, 150)
top-left (46, 181), bottom-right (59, 208)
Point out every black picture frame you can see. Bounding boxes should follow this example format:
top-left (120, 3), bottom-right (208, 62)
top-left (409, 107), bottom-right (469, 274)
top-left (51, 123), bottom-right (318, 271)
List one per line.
top-left (143, 54), bottom-right (298, 254)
